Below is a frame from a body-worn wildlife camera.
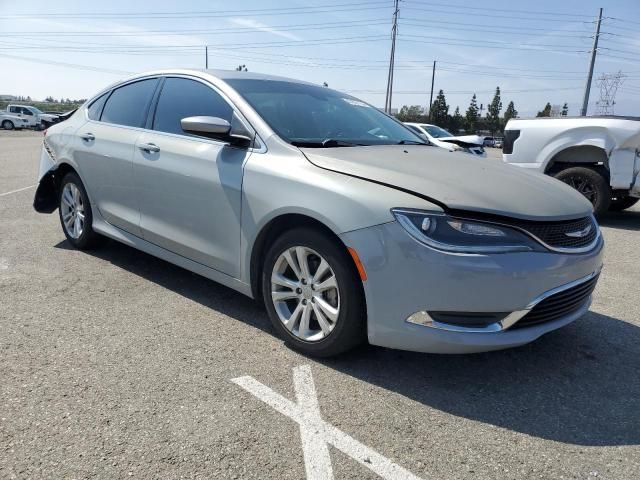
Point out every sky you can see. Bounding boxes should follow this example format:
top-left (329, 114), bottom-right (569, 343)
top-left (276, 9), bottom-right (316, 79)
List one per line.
top-left (1, 0), bottom-right (639, 117)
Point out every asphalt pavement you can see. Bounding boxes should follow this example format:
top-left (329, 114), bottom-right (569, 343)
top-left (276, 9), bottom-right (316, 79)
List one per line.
top-left (1, 130), bottom-right (639, 479)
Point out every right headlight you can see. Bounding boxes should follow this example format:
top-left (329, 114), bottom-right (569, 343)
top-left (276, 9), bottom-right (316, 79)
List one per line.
top-left (392, 209), bottom-right (544, 254)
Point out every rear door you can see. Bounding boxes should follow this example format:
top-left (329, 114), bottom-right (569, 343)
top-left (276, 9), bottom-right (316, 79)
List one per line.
top-left (133, 76), bottom-right (249, 277)
top-left (73, 78), bottom-right (159, 237)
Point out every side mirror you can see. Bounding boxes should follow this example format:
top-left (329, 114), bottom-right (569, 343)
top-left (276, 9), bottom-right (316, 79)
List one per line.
top-left (181, 116), bottom-right (231, 136)
top-left (180, 113), bottom-right (255, 147)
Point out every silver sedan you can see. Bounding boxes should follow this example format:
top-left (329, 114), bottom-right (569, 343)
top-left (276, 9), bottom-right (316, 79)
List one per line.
top-left (34, 69), bottom-right (603, 356)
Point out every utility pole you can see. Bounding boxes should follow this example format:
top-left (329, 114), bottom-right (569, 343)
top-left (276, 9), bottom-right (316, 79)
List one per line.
top-left (428, 60), bottom-right (436, 121)
top-left (581, 8), bottom-right (603, 116)
top-left (384, 0), bottom-right (399, 114)
top-left (205, 46), bottom-right (209, 69)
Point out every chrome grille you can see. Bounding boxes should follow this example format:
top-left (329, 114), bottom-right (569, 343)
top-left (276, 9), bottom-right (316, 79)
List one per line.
top-left (507, 216), bottom-right (598, 250)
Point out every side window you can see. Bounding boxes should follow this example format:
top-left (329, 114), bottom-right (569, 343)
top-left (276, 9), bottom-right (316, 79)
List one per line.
top-left (22, 108), bottom-right (33, 116)
top-left (9, 106), bottom-right (17, 113)
top-left (407, 125), bottom-right (422, 134)
top-left (101, 78), bottom-right (158, 128)
top-left (153, 78), bottom-right (233, 136)
top-left (87, 92), bottom-right (109, 121)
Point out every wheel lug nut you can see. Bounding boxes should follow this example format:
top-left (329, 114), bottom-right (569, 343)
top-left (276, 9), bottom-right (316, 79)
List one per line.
top-left (301, 279), bottom-right (306, 285)
top-left (296, 288), bottom-right (302, 294)
top-left (302, 299), bottom-right (307, 305)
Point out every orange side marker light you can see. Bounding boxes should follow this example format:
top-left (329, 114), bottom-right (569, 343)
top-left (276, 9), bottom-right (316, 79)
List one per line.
top-left (347, 247), bottom-right (367, 282)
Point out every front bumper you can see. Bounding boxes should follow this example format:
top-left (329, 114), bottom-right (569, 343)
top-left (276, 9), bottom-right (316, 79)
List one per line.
top-left (340, 221), bottom-right (604, 354)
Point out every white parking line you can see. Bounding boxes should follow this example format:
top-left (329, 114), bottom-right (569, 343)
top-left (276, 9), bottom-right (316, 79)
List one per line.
top-left (0, 185), bottom-right (36, 197)
top-left (232, 365), bottom-right (425, 480)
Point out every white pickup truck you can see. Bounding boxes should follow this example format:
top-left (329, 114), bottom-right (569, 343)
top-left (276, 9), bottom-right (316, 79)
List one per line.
top-left (503, 116), bottom-right (640, 214)
top-left (5, 105), bottom-right (59, 130)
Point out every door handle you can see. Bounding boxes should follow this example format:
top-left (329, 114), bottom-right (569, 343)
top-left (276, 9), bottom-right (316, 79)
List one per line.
top-left (139, 143), bottom-right (160, 153)
top-left (81, 133), bottom-right (95, 142)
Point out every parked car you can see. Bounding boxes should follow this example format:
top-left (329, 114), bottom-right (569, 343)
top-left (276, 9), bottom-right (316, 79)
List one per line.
top-left (6, 105), bottom-right (59, 129)
top-left (493, 137), bottom-right (503, 148)
top-left (504, 116), bottom-right (640, 214)
top-left (405, 122), bottom-right (486, 157)
top-left (0, 111), bottom-right (30, 130)
top-left (483, 137), bottom-right (495, 147)
top-left (34, 70), bottom-right (603, 356)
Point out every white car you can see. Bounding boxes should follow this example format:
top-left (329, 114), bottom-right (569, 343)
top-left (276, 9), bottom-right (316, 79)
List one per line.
top-left (0, 112), bottom-right (30, 130)
top-left (6, 105), bottom-right (59, 129)
top-left (405, 123), bottom-right (486, 157)
top-left (503, 116), bottom-right (640, 214)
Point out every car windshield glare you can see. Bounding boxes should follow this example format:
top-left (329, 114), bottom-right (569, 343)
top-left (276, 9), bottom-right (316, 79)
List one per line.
top-left (226, 79), bottom-right (426, 147)
top-left (423, 125), bottom-right (453, 138)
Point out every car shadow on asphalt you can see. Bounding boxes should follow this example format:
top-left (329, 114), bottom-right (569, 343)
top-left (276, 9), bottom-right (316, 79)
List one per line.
top-left (55, 238), bottom-right (639, 448)
top-left (54, 238), bottom-right (273, 336)
top-left (598, 209), bottom-right (640, 231)
top-left (321, 312), bottom-right (640, 448)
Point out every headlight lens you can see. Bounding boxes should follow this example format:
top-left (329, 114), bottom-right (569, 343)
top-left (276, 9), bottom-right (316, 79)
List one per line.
top-left (392, 209), bottom-right (543, 253)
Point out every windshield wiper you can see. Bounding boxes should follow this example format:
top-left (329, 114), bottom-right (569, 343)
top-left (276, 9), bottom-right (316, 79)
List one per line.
top-left (397, 140), bottom-right (429, 145)
top-left (291, 139), bottom-right (365, 148)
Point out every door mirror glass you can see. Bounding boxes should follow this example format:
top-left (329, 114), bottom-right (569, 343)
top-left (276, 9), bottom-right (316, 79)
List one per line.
top-left (181, 116), bottom-right (231, 137)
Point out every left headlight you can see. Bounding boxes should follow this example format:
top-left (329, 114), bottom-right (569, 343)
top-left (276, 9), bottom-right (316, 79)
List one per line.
top-left (392, 209), bottom-right (543, 254)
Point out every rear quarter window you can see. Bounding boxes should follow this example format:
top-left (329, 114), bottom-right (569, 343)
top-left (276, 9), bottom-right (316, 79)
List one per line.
top-left (87, 93), bottom-right (109, 121)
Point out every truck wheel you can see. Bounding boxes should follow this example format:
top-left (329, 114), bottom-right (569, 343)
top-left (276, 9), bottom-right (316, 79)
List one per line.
top-left (2, 120), bottom-right (14, 130)
top-left (554, 167), bottom-right (611, 215)
top-left (609, 196), bottom-right (639, 212)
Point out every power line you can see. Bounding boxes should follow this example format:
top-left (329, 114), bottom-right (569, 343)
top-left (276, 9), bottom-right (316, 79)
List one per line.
top-left (0, 1), bottom-right (392, 19)
top-left (402, 0), bottom-right (595, 18)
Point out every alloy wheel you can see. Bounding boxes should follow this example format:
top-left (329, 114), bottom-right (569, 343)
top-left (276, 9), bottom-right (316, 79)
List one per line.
top-left (60, 183), bottom-right (85, 239)
top-left (563, 175), bottom-right (597, 204)
top-left (270, 246), bottom-right (340, 342)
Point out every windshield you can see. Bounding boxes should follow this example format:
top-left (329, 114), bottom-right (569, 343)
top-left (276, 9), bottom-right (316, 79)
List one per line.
top-left (226, 79), bottom-right (426, 147)
top-left (29, 107), bottom-right (43, 114)
top-left (422, 125), bottom-right (454, 138)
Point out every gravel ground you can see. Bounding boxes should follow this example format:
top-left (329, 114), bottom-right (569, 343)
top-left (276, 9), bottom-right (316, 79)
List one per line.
top-left (1, 131), bottom-right (639, 479)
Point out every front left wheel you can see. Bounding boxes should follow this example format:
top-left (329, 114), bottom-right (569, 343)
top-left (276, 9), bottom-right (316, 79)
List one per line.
top-left (58, 172), bottom-right (101, 250)
top-left (262, 227), bottom-right (366, 357)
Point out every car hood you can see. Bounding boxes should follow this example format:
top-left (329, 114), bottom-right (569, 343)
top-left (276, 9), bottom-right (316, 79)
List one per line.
top-left (301, 145), bottom-right (593, 221)
top-left (438, 134), bottom-right (485, 146)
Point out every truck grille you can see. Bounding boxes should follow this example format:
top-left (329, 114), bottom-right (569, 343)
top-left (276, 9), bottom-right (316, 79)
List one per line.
top-left (506, 216), bottom-right (598, 250)
top-left (513, 274), bottom-right (599, 329)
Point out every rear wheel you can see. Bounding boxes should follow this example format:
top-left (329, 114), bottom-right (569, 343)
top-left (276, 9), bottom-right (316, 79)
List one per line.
top-left (2, 120), bottom-right (14, 130)
top-left (262, 227), bottom-right (366, 357)
top-left (609, 196), bottom-right (639, 212)
top-left (554, 167), bottom-right (611, 215)
top-left (58, 172), bottom-right (101, 250)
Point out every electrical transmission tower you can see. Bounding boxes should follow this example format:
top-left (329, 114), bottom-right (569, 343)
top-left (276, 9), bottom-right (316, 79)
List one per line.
top-left (595, 71), bottom-right (626, 115)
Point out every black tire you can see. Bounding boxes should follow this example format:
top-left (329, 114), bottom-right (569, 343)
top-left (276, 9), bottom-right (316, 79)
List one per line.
top-left (609, 196), bottom-right (639, 212)
top-left (58, 172), bottom-right (101, 250)
top-left (262, 227), bottom-right (366, 357)
top-left (554, 167), bottom-right (611, 215)
top-left (2, 120), bottom-right (14, 130)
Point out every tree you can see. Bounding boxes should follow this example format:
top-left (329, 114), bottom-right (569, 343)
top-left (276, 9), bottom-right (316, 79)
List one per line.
top-left (45, 96), bottom-right (55, 103)
top-left (486, 87), bottom-right (502, 134)
top-left (536, 102), bottom-right (552, 117)
top-left (562, 103), bottom-right (569, 116)
top-left (397, 105), bottom-right (424, 122)
top-left (235, 64), bottom-right (248, 72)
top-left (322, 82), bottom-right (329, 87)
top-left (503, 101), bottom-right (518, 125)
top-left (465, 94), bottom-right (479, 133)
top-left (430, 89), bottom-right (449, 127)
top-left (449, 106), bottom-right (464, 133)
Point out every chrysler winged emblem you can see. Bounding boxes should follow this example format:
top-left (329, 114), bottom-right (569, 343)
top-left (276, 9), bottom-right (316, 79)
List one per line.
top-left (565, 224), bottom-right (592, 238)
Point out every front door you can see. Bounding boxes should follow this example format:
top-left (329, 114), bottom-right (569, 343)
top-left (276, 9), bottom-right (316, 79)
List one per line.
top-left (133, 77), bottom-right (249, 277)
